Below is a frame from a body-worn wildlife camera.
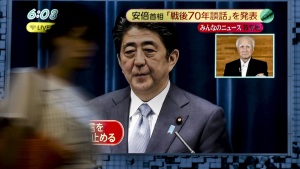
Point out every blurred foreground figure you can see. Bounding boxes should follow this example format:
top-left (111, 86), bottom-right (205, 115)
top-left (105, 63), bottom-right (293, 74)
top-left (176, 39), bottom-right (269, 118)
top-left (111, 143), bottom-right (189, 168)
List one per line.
top-left (0, 3), bottom-right (101, 168)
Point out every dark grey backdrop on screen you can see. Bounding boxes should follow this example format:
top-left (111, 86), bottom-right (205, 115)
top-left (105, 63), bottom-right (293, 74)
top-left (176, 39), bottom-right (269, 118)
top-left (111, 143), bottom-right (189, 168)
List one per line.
top-left (11, 1), bottom-right (287, 153)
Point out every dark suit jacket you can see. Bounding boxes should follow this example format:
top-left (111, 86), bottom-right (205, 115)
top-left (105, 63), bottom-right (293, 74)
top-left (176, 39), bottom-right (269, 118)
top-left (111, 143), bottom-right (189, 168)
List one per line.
top-left (89, 83), bottom-right (232, 153)
top-left (223, 57), bottom-right (268, 76)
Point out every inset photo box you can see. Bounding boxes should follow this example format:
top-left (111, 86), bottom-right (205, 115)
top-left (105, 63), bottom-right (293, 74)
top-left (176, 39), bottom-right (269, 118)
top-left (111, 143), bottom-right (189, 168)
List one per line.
top-left (215, 34), bottom-right (274, 78)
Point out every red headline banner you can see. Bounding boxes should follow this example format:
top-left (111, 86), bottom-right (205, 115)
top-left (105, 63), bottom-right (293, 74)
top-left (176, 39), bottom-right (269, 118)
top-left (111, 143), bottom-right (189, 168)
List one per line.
top-left (90, 120), bottom-right (124, 145)
top-left (198, 23), bottom-right (263, 33)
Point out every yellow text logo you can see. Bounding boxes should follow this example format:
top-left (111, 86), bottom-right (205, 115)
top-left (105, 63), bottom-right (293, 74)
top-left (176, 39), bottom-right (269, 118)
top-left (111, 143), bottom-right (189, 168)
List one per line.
top-left (26, 22), bottom-right (55, 33)
top-left (126, 9), bottom-right (271, 23)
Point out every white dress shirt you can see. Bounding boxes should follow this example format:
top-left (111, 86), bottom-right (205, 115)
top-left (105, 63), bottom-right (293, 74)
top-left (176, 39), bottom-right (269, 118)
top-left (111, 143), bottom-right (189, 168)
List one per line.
top-left (240, 57), bottom-right (251, 77)
top-left (128, 80), bottom-right (170, 141)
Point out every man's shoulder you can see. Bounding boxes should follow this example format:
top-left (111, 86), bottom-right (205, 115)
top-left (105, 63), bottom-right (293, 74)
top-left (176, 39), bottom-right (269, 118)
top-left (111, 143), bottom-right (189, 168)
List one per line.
top-left (251, 58), bottom-right (267, 65)
top-left (185, 90), bottom-right (221, 113)
top-left (88, 86), bottom-right (131, 107)
top-left (225, 59), bottom-right (240, 66)
top-left (170, 84), bottom-right (222, 115)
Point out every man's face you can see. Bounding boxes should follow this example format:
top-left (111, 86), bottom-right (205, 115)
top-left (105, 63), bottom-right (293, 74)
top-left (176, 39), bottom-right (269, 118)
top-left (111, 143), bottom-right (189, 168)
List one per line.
top-left (53, 26), bottom-right (98, 70)
top-left (118, 27), bottom-right (177, 96)
top-left (237, 37), bottom-right (254, 60)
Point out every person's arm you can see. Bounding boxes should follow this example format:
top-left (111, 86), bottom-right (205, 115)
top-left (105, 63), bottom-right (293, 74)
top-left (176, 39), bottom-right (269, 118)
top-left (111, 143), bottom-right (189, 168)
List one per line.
top-left (198, 107), bottom-right (233, 153)
top-left (264, 61), bottom-right (268, 76)
top-left (256, 62), bottom-right (268, 76)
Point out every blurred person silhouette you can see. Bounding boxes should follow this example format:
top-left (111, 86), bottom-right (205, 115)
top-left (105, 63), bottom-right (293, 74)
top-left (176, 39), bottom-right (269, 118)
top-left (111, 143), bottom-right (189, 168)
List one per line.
top-left (0, 3), bottom-right (102, 168)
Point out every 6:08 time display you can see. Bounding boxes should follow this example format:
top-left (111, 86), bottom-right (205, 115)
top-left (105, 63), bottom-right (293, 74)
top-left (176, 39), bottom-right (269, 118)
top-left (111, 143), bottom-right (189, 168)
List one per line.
top-left (27, 9), bottom-right (58, 20)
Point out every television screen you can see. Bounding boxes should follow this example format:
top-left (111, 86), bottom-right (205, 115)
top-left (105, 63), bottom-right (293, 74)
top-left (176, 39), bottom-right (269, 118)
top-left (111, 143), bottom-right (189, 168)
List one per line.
top-left (4, 0), bottom-right (296, 168)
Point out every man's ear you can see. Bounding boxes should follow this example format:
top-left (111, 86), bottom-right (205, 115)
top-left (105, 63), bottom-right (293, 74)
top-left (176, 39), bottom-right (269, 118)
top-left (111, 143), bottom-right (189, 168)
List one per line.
top-left (168, 49), bottom-right (179, 72)
top-left (117, 54), bottom-right (122, 67)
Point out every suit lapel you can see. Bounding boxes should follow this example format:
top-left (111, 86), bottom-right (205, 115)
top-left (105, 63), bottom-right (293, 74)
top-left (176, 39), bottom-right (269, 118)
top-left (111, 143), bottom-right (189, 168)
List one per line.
top-left (237, 59), bottom-right (242, 76)
top-left (246, 57), bottom-right (252, 76)
top-left (106, 87), bottom-right (131, 153)
top-left (145, 83), bottom-right (189, 153)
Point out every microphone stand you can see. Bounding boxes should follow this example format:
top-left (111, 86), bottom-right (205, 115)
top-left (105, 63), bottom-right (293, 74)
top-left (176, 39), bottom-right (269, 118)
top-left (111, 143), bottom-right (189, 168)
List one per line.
top-left (175, 132), bottom-right (195, 154)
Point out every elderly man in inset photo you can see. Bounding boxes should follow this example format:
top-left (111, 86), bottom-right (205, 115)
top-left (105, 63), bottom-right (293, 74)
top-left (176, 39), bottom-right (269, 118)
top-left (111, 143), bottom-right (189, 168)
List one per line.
top-left (223, 36), bottom-right (268, 77)
top-left (89, 12), bottom-right (232, 153)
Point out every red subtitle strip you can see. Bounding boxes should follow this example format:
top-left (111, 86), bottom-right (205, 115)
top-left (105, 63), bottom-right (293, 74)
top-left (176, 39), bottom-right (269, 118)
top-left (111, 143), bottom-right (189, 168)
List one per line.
top-left (90, 120), bottom-right (124, 145)
top-left (198, 23), bottom-right (263, 33)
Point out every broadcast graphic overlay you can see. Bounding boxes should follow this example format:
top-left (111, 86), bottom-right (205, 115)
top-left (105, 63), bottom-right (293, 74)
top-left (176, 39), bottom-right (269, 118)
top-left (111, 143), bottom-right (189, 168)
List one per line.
top-left (90, 120), bottom-right (124, 145)
top-left (215, 34), bottom-right (274, 78)
top-left (26, 8), bottom-right (58, 33)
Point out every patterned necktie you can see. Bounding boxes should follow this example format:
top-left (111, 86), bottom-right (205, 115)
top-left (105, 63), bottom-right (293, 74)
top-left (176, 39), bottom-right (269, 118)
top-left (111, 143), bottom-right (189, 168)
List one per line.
top-left (128, 103), bottom-right (152, 153)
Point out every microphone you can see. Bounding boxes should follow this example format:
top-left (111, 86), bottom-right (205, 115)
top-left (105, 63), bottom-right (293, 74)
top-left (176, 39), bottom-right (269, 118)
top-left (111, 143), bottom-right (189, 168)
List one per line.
top-left (167, 125), bottom-right (195, 153)
top-left (239, 67), bottom-right (242, 72)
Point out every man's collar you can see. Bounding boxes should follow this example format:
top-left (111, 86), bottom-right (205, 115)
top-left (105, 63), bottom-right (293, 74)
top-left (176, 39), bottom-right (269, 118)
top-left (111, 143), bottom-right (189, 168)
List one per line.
top-left (240, 57), bottom-right (251, 66)
top-left (130, 80), bottom-right (170, 117)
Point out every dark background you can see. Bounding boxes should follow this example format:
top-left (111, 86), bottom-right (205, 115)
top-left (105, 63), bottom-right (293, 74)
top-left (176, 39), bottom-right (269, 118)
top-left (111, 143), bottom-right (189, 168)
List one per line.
top-left (11, 1), bottom-right (287, 153)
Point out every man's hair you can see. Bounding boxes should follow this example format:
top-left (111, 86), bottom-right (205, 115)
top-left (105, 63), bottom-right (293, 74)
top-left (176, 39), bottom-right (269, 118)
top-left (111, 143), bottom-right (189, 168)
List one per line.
top-left (112, 12), bottom-right (178, 60)
top-left (236, 36), bottom-right (255, 48)
top-left (46, 3), bottom-right (102, 51)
